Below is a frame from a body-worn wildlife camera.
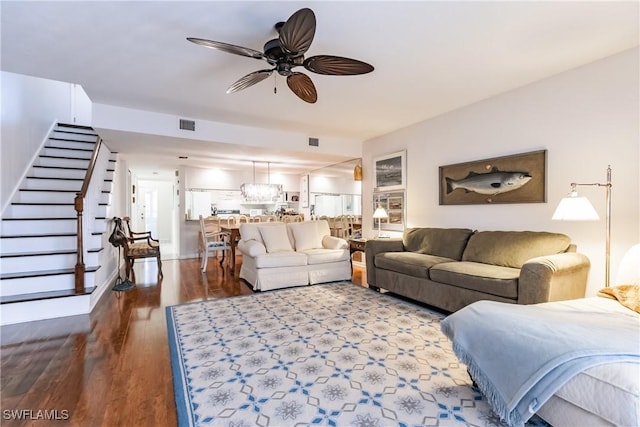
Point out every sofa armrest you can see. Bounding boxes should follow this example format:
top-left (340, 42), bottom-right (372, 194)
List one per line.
top-left (322, 235), bottom-right (348, 250)
top-left (365, 239), bottom-right (404, 287)
top-left (237, 240), bottom-right (267, 257)
top-left (518, 252), bottom-right (591, 304)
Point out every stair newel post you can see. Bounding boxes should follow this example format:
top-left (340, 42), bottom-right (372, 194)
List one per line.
top-left (74, 193), bottom-right (86, 293)
top-left (74, 135), bottom-right (102, 294)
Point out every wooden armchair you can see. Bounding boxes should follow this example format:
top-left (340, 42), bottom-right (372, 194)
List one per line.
top-left (122, 216), bottom-right (163, 281)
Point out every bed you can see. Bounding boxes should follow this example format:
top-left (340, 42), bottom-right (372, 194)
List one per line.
top-left (441, 286), bottom-right (640, 427)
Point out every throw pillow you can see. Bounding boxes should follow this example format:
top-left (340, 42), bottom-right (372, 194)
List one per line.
top-left (258, 224), bottom-right (293, 253)
top-left (239, 223), bottom-right (263, 242)
top-left (290, 221), bottom-right (323, 251)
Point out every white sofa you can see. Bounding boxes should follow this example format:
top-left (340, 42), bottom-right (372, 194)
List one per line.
top-left (237, 220), bottom-right (351, 291)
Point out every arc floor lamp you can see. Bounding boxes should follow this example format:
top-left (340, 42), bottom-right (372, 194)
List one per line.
top-left (552, 165), bottom-right (612, 287)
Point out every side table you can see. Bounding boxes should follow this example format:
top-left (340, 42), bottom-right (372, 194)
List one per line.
top-left (349, 238), bottom-right (367, 267)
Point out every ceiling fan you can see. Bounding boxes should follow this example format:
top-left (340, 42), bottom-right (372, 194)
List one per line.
top-left (187, 8), bottom-right (374, 104)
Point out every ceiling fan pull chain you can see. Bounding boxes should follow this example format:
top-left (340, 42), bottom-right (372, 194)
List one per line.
top-left (273, 73), bottom-right (277, 94)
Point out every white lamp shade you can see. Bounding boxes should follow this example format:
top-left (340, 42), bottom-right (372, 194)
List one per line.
top-left (552, 193), bottom-right (599, 221)
top-left (373, 207), bottom-right (388, 219)
top-left (616, 243), bottom-right (640, 286)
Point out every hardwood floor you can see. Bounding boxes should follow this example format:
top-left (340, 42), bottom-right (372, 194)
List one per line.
top-left (0, 257), bottom-right (366, 427)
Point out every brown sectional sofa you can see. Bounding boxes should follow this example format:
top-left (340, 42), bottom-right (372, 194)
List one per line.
top-left (365, 228), bottom-right (590, 313)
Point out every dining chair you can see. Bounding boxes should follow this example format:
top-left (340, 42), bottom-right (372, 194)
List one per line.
top-left (199, 215), bottom-right (231, 272)
top-left (333, 215), bottom-right (349, 238)
top-left (218, 217), bottom-right (234, 226)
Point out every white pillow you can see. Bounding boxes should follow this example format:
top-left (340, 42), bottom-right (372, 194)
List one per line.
top-left (290, 221), bottom-right (323, 251)
top-left (322, 235), bottom-right (348, 250)
top-left (239, 223), bottom-right (263, 242)
top-left (238, 239), bottom-right (267, 257)
top-left (258, 224), bottom-right (293, 253)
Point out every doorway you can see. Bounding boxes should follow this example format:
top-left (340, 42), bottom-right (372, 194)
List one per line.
top-left (132, 178), bottom-right (178, 260)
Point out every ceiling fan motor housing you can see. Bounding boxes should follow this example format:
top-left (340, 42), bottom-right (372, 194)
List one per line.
top-left (263, 38), bottom-right (283, 61)
top-left (264, 38), bottom-right (304, 76)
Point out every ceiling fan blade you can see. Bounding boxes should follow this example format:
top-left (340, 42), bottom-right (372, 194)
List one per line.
top-left (227, 69), bottom-right (273, 94)
top-left (304, 55), bottom-right (374, 75)
top-left (287, 72), bottom-right (317, 104)
top-left (279, 8), bottom-right (316, 56)
top-left (187, 37), bottom-right (266, 60)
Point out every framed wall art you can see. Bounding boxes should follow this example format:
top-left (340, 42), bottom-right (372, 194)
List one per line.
top-left (439, 150), bottom-right (547, 205)
top-left (374, 150), bottom-right (406, 192)
top-left (373, 191), bottom-right (405, 231)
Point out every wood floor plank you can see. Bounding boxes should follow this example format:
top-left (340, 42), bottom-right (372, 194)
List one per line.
top-left (0, 257), bottom-right (365, 426)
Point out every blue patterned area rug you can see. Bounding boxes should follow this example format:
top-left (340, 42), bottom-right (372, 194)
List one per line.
top-left (166, 282), bottom-right (548, 427)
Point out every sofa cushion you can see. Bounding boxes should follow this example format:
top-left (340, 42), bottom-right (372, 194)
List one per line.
top-left (375, 252), bottom-right (455, 279)
top-left (462, 231), bottom-right (572, 268)
top-left (254, 251), bottom-right (308, 268)
top-left (430, 261), bottom-right (520, 299)
top-left (303, 248), bottom-right (350, 265)
top-left (239, 222), bottom-right (264, 243)
top-left (288, 221), bottom-right (323, 251)
top-left (237, 239), bottom-right (267, 257)
top-left (322, 235), bottom-right (348, 250)
top-left (403, 228), bottom-right (474, 260)
top-left (258, 224), bottom-right (293, 253)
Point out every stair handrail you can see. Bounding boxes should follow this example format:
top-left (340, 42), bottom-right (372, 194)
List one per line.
top-left (74, 136), bottom-right (103, 293)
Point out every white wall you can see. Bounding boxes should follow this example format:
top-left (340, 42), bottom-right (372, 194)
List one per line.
top-left (1, 72), bottom-right (70, 211)
top-left (0, 72), bottom-right (92, 212)
top-left (92, 103), bottom-right (361, 158)
top-left (362, 48), bottom-right (639, 296)
top-left (185, 166), bottom-right (299, 192)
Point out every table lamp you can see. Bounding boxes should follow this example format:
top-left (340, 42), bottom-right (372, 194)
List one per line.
top-left (373, 205), bottom-right (388, 238)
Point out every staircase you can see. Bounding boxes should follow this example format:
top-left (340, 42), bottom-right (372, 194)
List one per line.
top-left (0, 123), bottom-right (117, 325)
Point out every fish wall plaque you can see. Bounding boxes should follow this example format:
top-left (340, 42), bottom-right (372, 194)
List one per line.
top-left (439, 150), bottom-right (547, 205)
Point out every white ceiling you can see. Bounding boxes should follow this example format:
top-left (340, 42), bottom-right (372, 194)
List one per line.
top-left (2, 1), bottom-right (638, 176)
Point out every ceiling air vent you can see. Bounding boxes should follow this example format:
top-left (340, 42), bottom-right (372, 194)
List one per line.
top-left (308, 137), bottom-right (319, 147)
top-left (179, 119), bottom-right (195, 131)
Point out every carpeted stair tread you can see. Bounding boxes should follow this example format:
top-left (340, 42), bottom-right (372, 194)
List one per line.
top-left (2, 217), bottom-right (76, 221)
top-left (0, 248), bottom-right (103, 257)
top-left (1, 249), bottom-right (77, 258)
top-left (18, 189), bottom-right (78, 193)
top-left (25, 176), bottom-right (84, 181)
top-left (39, 154), bottom-right (92, 161)
top-left (0, 287), bottom-right (96, 304)
top-left (0, 266), bottom-right (100, 280)
top-left (49, 136), bottom-right (97, 143)
top-left (11, 202), bottom-right (75, 206)
top-left (1, 232), bottom-right (76, 239)
top-left (44, 146), bottom-right (94, 153)
top-left (56, 123), bottom-right (96, 131)
top-left (33, 164), bottom-right (89, 171)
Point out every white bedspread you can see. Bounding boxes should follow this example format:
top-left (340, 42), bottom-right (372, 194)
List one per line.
top-left (441, 297), bottom-right (640, 427)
